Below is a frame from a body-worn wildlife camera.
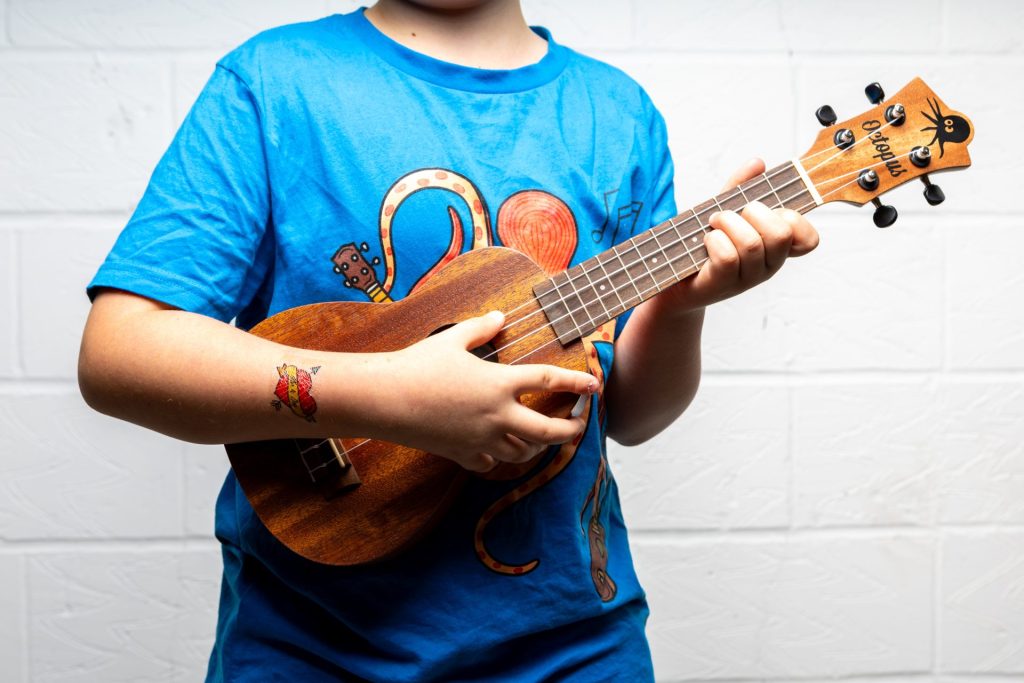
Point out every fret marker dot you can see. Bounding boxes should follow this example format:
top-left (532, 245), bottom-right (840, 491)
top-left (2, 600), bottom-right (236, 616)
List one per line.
top-left (652, 257), bottom-right (658, 264)
top-left (600, 284), bottom-right (606, 291)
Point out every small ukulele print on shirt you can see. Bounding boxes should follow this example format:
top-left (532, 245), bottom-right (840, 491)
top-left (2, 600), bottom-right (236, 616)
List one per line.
top-left (328, 167), bottom-right (622, 601)
top-left (270, 363), bottom-right (319, 422)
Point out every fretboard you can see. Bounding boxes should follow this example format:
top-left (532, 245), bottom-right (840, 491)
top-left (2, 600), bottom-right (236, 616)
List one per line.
top-left (534, 161), bottom-right (819, 344)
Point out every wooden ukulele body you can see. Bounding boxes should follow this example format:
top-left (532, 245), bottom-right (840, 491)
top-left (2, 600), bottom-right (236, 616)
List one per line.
top-left (226, 247), bottom-right (589, 566)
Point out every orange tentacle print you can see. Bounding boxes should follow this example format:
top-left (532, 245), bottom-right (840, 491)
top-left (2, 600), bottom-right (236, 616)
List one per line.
top-left (473, 406), bottom-right (590, 576)
top-left (410, 207), bottom-right (462, 295)
top-left (378, 169), bottom-right (492, 294)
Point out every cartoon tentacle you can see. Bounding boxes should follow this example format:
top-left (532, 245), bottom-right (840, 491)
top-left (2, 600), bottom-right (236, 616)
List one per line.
top-left (377, 168), bottom-right (492, 294)
top-left (585, 455), bottom-right (617, 602)
top-left (475, 324), bottom-right (616, 575)
top-left (581, 331), bottom-right (617, 601)
top-left (475, 401), bottom-right (591, 575)
top-left (410, 207), bottom-right (463, 294)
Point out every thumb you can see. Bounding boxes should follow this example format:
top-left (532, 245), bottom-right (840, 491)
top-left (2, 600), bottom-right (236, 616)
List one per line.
top-left (445, 310), bottom-right (504, 350)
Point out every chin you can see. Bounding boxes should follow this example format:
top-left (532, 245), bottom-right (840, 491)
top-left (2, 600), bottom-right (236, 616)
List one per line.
top-left (405, 0), bottom-right (499, 10)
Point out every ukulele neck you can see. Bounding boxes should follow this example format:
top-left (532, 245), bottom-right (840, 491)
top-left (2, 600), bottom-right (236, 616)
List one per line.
top-left (533, 160), bottom-right (820, 344)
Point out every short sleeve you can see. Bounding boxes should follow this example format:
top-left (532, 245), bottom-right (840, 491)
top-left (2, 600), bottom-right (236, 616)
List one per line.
top-left (644, 105), bottom-right (677, 226)
top-left (87, 64), bottom-right (272, 322)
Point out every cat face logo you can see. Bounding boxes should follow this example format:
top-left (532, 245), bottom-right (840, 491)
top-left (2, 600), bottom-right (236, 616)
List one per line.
top-left (921, 97), bottom-right (970, 158)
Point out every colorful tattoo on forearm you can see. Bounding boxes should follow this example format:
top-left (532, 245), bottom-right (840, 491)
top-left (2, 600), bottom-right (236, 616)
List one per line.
top-left (270, 363), bottom-right (319, 422)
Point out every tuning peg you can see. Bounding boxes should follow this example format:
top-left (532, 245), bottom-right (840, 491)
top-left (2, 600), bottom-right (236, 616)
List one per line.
top-left (865, 82), bottom-right (885, 105)
top-left (921, 175), bottom-right (945, 206)
top-left (815, 105), bottom-right (837, 127)
top-left (871, 198), bottom-right (898, 228)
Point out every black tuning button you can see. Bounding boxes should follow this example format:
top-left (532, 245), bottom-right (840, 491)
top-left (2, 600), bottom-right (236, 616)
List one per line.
top-left (865, 82), bottom-right (885, 105)
top-left (884, 103), bottom-right (906, 126)
top-left (872, 198), bottom-right (898, 228)
top-left (857, 169), bottom-right (879, 192)
top-left (815, 105), bottom-right (837, 127)
top-left (833, 128), bottom-right (854, 150)
top-left (910, 146), bottom-right (932, 168)
top-left (921, 175), bottom-right (945, 206)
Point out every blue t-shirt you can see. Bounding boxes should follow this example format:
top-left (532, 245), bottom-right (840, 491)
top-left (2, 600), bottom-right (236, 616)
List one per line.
top-left (89, 10), bottom-right (676, 681)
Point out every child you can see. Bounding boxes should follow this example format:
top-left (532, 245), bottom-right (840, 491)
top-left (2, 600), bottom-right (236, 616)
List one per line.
top-left (79, 0), bottom-right (818, 679)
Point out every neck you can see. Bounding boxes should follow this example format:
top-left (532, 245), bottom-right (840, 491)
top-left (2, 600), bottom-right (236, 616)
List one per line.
top-left (364, 0), bottom-right (547, 69)
top-left (535, 160), bottom-right (822, 344)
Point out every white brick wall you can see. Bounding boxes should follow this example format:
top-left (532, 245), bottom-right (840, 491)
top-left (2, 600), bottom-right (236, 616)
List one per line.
top-left (1, 1), bottom-right (1020, 681)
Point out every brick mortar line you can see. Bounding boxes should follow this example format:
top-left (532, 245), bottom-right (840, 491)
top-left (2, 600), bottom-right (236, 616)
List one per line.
top-left (4, 525), bottom-right (1022, 550)
top-left (631, 524), bottom-right (1024, 542)
top-left (0, 537), bottom-right (220, 553)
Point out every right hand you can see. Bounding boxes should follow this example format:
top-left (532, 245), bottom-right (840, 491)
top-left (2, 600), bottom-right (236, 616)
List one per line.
top-left (374, 311), bottom-right (596, 472)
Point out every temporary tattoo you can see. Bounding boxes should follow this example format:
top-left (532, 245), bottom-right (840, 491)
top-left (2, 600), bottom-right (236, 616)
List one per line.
top-left (271, 364), bottom-right (319, 422)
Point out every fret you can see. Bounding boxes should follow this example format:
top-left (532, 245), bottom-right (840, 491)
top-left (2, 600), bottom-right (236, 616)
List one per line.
top-left (533, 162), bottom-right (816, 346)
top-left (711, 189), bottom-right (747, 214)
top-left (563, 269), bottom-right (599, 332)
top-left (534, 277), bottom-right (579, 343)
top-left (575, 262), bottom-right (613, 327)
top-left (611, 246), bottom-right (645, 305)
top-left (593, 252), bottom-right (629, 315)
top-left (762, 172), bottom-right (786, 208)
top-left (670, 216), bottom-right (702, 271)
top-left (551, 271), bottom-right (587, 339)
top-left (628, 235), bottom-right (664, 295)
top-left (736, 184), bottom-right (749, 203)
top-left (650, 223), bottom-right (682, 282)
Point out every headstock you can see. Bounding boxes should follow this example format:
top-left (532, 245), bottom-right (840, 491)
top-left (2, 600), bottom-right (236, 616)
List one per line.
top-left (799, 77), bottom-right (974, 227)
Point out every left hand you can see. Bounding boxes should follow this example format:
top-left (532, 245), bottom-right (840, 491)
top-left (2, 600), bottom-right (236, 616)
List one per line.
top-left (657, 158), bottom-right (819, 314)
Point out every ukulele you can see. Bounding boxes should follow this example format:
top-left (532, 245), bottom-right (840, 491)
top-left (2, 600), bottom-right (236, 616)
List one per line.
top-left (226, 78), bottom-right (974, 566)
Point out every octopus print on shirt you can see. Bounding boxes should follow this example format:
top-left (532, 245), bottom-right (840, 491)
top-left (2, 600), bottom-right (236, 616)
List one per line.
top-left (329, 167), bottom-right (619, 601)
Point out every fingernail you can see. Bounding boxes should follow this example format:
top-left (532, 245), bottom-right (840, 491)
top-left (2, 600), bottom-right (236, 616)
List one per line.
top-left (709, 211), bottom-right (721, 223)
top-left (487, 310), bottom-right (504, 323)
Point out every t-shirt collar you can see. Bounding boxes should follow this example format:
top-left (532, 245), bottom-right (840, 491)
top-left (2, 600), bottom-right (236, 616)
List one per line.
top-left (342, 8), bottom-right (569, 94)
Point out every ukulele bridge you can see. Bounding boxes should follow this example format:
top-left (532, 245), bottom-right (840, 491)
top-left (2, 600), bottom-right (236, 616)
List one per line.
top-left (296, 438), bottom-right (362, 499)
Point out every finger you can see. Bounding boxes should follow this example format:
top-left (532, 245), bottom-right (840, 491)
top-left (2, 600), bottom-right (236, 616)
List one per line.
top-left (511, 364), bottom-right (598, 396)
top-left (507, 404), bottom-right (586, 445)
top-left (444, 310), bottom-right (504, 350)
top-left (778, 208), bottom-right (820, 257)
top-left (699, 228), bottom-right (740, 286)
top-left (709, 210), bottom-right (766, 282)
top-left (461, 452), bottom-right (498, 473)
top-left (720, 158), bottom-right (766, 192)
top-left (495, 434), bottom-right (545, 464)
top-left (741, 201), bottom-right (793, 272)
top-left (481, 432), bottom-right (531, 464)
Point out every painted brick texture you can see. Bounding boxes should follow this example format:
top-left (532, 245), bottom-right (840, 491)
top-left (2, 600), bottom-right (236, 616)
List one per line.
top-left (2, 1), bottom-right (1020, 681)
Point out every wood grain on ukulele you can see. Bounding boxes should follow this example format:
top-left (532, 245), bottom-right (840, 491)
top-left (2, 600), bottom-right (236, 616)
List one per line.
top-left (226, 77), bottom-right (974, 566)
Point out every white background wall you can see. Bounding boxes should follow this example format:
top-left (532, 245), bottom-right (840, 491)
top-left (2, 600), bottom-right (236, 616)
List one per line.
top-left (1, 1), bottom-right (1021, 681)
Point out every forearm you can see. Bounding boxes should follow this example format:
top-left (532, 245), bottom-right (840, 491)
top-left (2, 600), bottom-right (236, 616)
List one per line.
top-left (79, 291), bottom-right (594, 471)
top-left (605, 296), bottom-right (704, 446)
top-left (78, 290), bottom-right (394, 445)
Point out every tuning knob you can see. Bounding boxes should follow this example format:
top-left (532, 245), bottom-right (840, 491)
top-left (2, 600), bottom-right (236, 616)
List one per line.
top-left (872, 198), bottom-right (898, 228)
top-left (865, 82), bottom-right (885, 105)
top-left (833, 128), bottom-right (855, 150)
top-left (921, 175), bottom-right (945, 206)
top-left (815, 105), bottom-right (837, 127)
